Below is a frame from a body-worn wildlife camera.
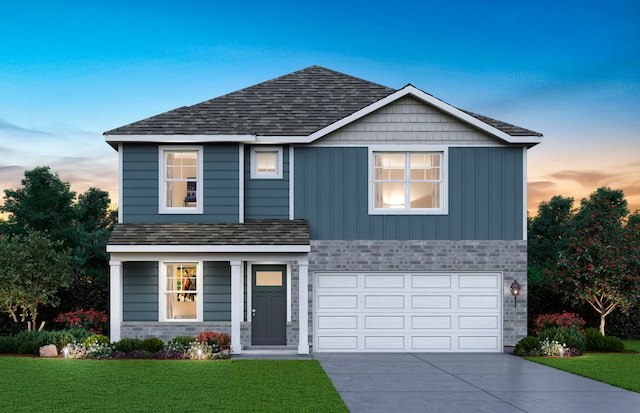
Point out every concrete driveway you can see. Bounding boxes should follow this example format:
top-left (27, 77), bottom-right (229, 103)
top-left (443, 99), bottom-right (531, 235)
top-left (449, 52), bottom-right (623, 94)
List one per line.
top-left (314, 352), bottom-right (640, 413)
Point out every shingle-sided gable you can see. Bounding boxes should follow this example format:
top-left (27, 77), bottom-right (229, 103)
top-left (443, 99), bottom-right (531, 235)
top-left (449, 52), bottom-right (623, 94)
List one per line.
top-left (105, 66), bottom-right (395, 136)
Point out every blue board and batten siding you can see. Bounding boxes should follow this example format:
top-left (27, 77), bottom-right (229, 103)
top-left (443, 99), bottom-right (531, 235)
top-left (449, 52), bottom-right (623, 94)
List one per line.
top-left (122, 261), bottom-right (231, 322)
top-left (244, 146), bottom-right (290, 220)
top-left (294, 146), bottom-right (523, 240)
top-left (121, 143), bottom-right (240, 223)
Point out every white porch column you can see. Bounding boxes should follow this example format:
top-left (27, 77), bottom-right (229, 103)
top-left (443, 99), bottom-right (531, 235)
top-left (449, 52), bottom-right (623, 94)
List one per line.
top-left (298, 260), bottom-right (310, 354)
top-left (230, 260), bottom-right (242, 354)
top-left (109, 260), bottom-right (122, 342)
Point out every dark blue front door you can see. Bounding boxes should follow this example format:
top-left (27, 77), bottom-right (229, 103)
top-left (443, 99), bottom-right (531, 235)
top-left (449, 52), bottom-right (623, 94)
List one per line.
top-left (251, 265), bottom-right (287, 345)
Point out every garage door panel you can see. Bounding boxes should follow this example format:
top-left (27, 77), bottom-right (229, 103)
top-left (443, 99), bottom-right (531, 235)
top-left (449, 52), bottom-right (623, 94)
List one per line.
top-left (412, 295), bottom-right (452, 309)
top-left (365, 274), bottom-right (404, 288)
top-left (315, 272), bottom-right (502, 352)
top-left (458, 316), bottom-right (499, 329)
top-left (412, 315), bottom-right (452, 329)
top-left (318, 336), bottom-right (358, 351)
top-left (317, 274), bottom-right (358, 289)
top-left (365, 315), bottom-right (405, 329)
top-left (458, 295), bottom-right (498, 309)
top-left (365, 336), bottom-right (404, 350)
top-left (412, 336), bottom-right (452, 351)
top-left (458, 336), bottom-right (499, 351)
top-left (458, 274), bottom-right (499, 289)
top-left (411, 274), bottom-right (451, 288)
top-left (365, 295), bottom-right (404, 309)
top-left (318, 316), bottom-right (358, 329)
top-left (317, 295), bottom-right (358, 309)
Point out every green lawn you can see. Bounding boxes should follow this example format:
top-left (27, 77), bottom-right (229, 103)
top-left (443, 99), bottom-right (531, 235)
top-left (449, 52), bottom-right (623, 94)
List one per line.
top-left (0, 358), bottom-right (347, 412)
top-left (528, 340), bottom-right (640, 393)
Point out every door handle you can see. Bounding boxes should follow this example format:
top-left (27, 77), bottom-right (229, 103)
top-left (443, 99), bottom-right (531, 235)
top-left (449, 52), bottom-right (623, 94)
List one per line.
top-left (252, 308), bottom-right (256, 317)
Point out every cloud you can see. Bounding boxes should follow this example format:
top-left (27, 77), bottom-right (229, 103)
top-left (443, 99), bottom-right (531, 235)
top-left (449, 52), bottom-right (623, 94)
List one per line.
top-left (0, 118), bottom-right (51, 136)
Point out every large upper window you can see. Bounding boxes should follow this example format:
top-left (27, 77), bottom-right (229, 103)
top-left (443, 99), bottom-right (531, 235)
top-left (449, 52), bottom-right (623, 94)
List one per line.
top-left (370, 150), bottom-right (447, 214)
top-left (159, 146), bottom-right (203, 213)
top-left (161, 262), bottom-right (202, 321)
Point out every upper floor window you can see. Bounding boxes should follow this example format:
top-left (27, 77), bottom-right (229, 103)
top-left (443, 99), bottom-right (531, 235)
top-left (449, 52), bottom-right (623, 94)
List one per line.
top-left (159, 146), bottom-right (203, 214)
top-left (251, 146), bottom-right (283, 179)
top-left (369, 149), bottom-right (447, 215)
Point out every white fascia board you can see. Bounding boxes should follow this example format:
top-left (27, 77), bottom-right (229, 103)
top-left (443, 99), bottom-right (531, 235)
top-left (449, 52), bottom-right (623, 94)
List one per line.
top-left (106, 244), bottom-right (311, 254)
top-left (105, 134), bottom-right (257, 144)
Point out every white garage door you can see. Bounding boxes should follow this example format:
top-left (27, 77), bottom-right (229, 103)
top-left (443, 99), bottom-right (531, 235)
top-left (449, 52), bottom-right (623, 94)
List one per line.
top-left (314, 272), bottom-right (502, 352)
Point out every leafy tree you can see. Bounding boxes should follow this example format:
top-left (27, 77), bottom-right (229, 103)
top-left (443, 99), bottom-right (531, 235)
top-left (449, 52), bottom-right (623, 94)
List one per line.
top-left (528, 195), bottom-right (575, 267)
top-left (0, 166), bottom-right (76, 245)
top-left (548, 188), bottom-right (640, 335)
top-left (0, 232), bottom-right (72, 330)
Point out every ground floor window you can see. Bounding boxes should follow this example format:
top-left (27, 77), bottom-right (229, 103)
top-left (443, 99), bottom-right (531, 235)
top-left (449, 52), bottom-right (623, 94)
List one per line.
top-left (162, 262), bottom-right (201, 321)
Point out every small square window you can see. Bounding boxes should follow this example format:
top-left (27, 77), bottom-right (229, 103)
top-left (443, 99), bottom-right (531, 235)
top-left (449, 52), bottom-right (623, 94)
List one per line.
top-left (251, 147), bottom-right (283, 179)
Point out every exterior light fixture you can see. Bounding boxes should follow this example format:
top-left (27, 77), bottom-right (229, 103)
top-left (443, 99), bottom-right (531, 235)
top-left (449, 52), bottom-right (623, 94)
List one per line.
top-left (63, 346), bottom-right (69, 359)
top-left (197, 348), bottom-right (202, 360)
top-left (510, 280), bottom-right (521, 307)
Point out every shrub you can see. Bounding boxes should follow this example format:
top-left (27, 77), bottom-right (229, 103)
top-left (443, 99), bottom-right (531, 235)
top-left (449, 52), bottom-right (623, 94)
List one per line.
top-left (49, 330), bottom-right (76, 352)
top-left (82, 334), bottom-right (110, 347)
top-left (0, 336), bottom-right (18, 354)
top-left (113, 338), bottom-right (143, 353)
top-left (534, 312), bottom-right (586, 335)
top-left (66, 328), bottom-right (93, 344)
top-left (539, 327), bottom-right (586, 352)
top-left (585, 328), bottom-right (624, 352)
top-left (55, 309), bottom-right (108, 334)
top-left (18, 341), bottom-right (37, 355)
top-left (154, 349), bottom-right (186, 359)
top-left (187, 341), bottom-right (214, 360)
top-left (127, 349), bottom-right (153, 359)
top-left (140, 338), bottom-right (165, 353)
top-left (84, 342), bottom-right (113, 359)
top-left (167, 336), bottom-right (194, 352)
top-left (195, 331), bottom-right (231, 352)
top-left (514, 336), bottom-right (540, 356)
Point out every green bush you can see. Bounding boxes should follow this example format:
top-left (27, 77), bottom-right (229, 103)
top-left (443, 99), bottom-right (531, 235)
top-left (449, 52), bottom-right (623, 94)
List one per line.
top-left (539, 327), bottom-right (586, 351)
top-left (166, 336), bottom-right (194, 352)
top-left (49, 330), bottom-right (77, 352)
top-left (17, 341), bottom-right (37, 355)
top-left (585, 328), bottom-right (624, 352)
top-left (0, 336), bottom-right (18, 353)
top-left (67, 328), bottom-right (92, 344)
top-left (140, 338), bottom-right (164, 353)
top-left (113, 338), bottom-right (143, 353)
top-left (514, 336), bottom-right (540, 356)
top-left (82, 334), bottom-right (110, 347)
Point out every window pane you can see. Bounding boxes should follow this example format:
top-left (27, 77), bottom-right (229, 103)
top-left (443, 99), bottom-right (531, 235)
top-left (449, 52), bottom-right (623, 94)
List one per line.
top-left (256, 271), bottom-right (283, 286)
top-left (375, 182), bottom-right (406, 208)
top-left (410, 153), bottom-right (426, 180)
top-left (165, 264), bottom-right (197, 320)
top-left (410, 182), bottom-right (440, 208)
top-left (257, 152), bottom-right (277, 173)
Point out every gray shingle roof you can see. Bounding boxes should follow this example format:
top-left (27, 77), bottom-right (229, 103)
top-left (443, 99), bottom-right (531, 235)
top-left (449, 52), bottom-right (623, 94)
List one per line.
top-left (104, 65), bottom-right (541, 138)
top-left (105, 66), bottom-right (395, 136)
top-left (108, 220), bottom-right (309, 246)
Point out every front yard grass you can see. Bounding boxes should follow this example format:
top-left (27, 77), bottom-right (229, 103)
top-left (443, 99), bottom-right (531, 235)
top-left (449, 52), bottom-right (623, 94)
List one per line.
top-left (528, 340), bottom-right (640, 393)
top-left (0, 358), bottom-right (347, 412)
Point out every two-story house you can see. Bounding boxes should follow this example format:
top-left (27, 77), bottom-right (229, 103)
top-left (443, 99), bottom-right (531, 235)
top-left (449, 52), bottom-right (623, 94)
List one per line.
top-left (105, 66), bottom-right (541, 354)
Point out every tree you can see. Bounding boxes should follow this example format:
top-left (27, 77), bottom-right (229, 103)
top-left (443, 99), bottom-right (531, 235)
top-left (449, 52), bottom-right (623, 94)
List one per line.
top-left (0, 232), bottom-right (73, 330)
top-left (548, 188), bottom-right (640, 335)
top-left (0, 166), bottom-right (76, 246)
top-left (528, 195), bottom-right (575, 267)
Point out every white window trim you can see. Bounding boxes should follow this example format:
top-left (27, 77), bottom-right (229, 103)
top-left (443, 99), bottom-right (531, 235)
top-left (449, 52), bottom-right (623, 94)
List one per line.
top-left (159, 261), bottom-right (204, 322)
top-left (158, 145), bottom-right (204, 214)
top-left (250, 146), bottom-right (283, 179)
top-left (368, 146), bottom-right (449, 215)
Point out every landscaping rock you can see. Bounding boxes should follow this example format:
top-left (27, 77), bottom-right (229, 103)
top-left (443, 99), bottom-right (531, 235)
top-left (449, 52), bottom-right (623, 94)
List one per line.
top-left (39, 344), bottom-right (58, 358)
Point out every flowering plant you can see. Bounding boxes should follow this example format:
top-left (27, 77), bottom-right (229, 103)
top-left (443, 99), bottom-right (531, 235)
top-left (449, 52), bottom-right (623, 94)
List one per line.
top-left (534, 312), bottom-right (586, 335)
top-left (55, 309), bottom-right (109, 334)
top-left (195, 331), bottom-right (231, 352)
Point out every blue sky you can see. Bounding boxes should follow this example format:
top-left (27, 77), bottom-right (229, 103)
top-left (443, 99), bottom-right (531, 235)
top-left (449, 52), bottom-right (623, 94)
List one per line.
top-left (1, 0), bottom-right (639, 213)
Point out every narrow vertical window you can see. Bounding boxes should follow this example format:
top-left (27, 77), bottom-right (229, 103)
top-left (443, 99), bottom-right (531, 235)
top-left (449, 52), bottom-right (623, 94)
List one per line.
top-left (163, 263), bottom-right (200, 321)
top-left (159, 146), bottom-right (203, 213)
